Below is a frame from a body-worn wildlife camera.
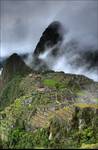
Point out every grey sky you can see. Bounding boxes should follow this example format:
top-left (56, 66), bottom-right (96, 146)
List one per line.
top-left (0, 0), bottom-right (98, 57)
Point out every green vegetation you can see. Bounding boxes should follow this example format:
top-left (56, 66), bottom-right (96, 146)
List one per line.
top-left (81, 143), bottom-right (98, 149)
top-left (0, 71), bottom-right (98, 149)
top-left (4, 128), bottom-right (34, 149)
top-left (0, 75), bottom-right (24, 110)
top-left (43, 79), bottom-right (65, 89)
top-left (1, 111), bottom-right (97, 149)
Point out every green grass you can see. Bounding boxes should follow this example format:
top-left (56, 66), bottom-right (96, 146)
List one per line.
top-left (43, 79), bottom-right (65, 89)
top-left (43, 79), bottom-right (59, 87)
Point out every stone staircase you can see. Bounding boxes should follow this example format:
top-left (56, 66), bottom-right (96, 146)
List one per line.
top-left (31, 103), bottom-right (73, 128)
top-left (31, 109), bottom-right (50, 128)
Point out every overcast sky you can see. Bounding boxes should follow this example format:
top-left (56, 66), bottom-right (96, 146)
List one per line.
top-left (0, 0), bottom-right (98, 57)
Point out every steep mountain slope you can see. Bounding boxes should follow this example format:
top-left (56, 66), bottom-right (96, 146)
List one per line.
top-left (32, 21), bottom-right (64, 71)
top-left (0, 53), bottom-right (32, 110)
top-left (0, 71), bottom-right (98, 149)
top-left (33, 21), bottom-right (64, 57)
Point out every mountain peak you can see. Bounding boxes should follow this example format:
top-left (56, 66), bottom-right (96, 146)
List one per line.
top-left (44, 21), bottom-right (63, 32)
top-left (7, 53), bottom-right (22, 61)
top-left (4, 53), bottom-right (25, 71)
top-left (33, 21), bottom-right (64, 56)
top-left (9, 53), bottom-right (19, 58)
top-left (2, 53), bottom-right (31, 83)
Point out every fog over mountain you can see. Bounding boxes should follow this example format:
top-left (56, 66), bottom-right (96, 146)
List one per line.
top-left (31, 21), bottom-right (98, 81)
top-left (0, 0), bottom-right (98, 81)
